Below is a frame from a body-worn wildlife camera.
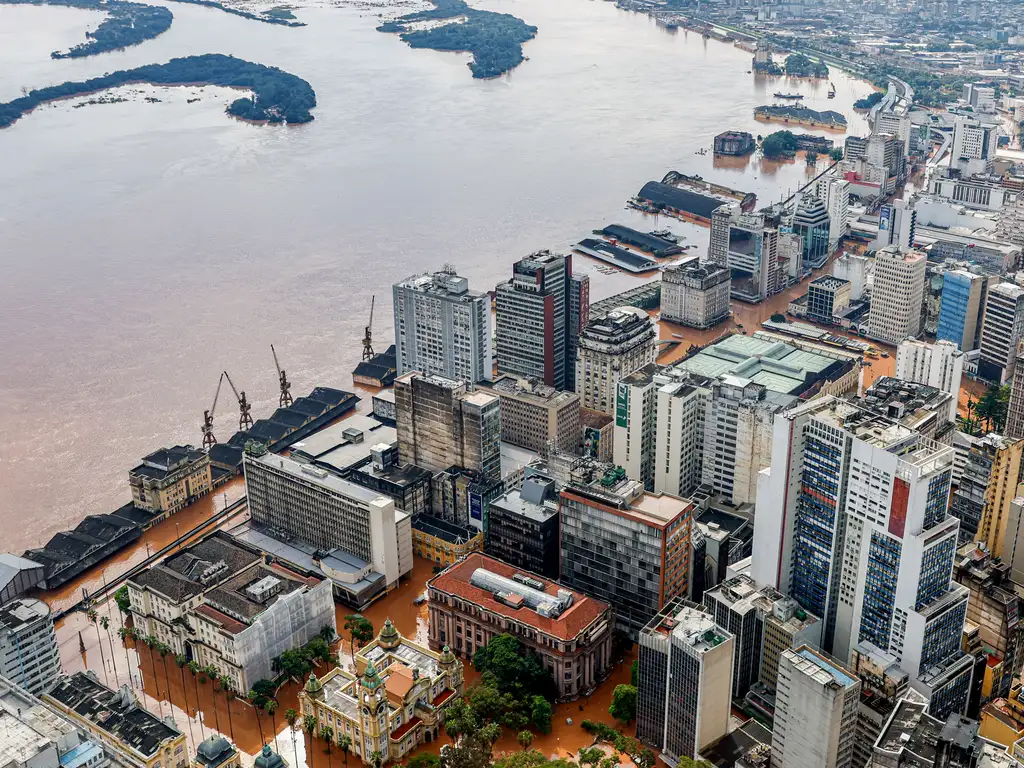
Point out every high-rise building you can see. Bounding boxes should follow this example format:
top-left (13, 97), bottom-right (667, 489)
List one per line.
top-left (951, 114), bottom-right (997, 175)
top-left (392, 270), bottom-right (492, 384)
top-left (575, 307), bottom-right (657, 415)
top-left (1006, 343), bottom-right (1024, 440)
top-left (487, 375), bottom-right (580, 454)
top-left (660, 261), bottom-right (731, 329)
top-left (872, 198), bottom-right (916, 252)
top-left (559, 468), bottom-right (693, 638)
top-left (754, 397), bottom-right (974, 720)
top-left (485, 476), bottom-right (561, 579)
top-left (0, 599), bottom-right (60, 695)
top-left (495, 251), bottom-right (588, 391)
top-left (806, 276), bottom-right (852, 323)
top-left (759, 593), bottom-right (823, 693)
top-left (703, 575), bottom-right (765, 699)
top-left (771, 646), bottom-right (861, 768)
top-left (708, 205), bottom-right (782, 303)
top-left (636, 600), bottom-right (734, 763)
top-left (868, 246), bottom-right (926, 345)
top-left (394, 372), bottom-right (500, 479)
top-left (951, 433), bottom-right (1024, 546)
top-left (812, 175), bottom-right (851, 251)
top-left (936, 269), bottom-right (986, 351)
top-left (792, 195), bottom-right (832, 270)
top-left (832, 252), bottom-right (872, 301)
top-left (895, 339), bottom-right (964, 422)
top-left (978, 281), bottom-right (1024, 384)
top-left (614, 364), bottom-right (661, 492)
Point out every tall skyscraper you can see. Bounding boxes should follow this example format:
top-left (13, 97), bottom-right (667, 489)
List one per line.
top-left (894, 339), bottom-right (963, 421)
top-left (754, 397), bottom-right (974, 719)
top-left (868, 246), bottom-right (926, 345)
top-left (1005, 343), bottom-right (1024, 440)
top-left (392, 270), bottom-right (492, 383)
top-left (951, 433), bottom-right (1024, 547)
top-left (936, 270), bottom-right (986, 352)
top-left (708, 204), bottom-right (783, 303)
top-left (575, 307), bottom-right (657, 415)
top-left (792, 195), bottom-right (832, 270)
top-left (812, 174), bottom-right (851, 251)
top-left (872, 198), bottom-right (916, 251)
top-left (637, 600), bottom-right (734, 763)
top-left (495, 251), bottom-right (589, 391)
top-left (978, 281), bottom-right (1024, 384)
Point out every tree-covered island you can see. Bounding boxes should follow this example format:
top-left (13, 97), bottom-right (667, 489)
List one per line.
top-left (785, 52), bottom-right (829, 78)
top-left (377, 0), bottom-right (537, 79)
top-left (0, 54), bottom-right (316, 128)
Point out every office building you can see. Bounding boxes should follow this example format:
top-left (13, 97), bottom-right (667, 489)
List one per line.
top-left (845, 134), bottom-right (906, 198)
top-left (45, 673), bottom-right (186, 768)
top-left (979, 282), bottom-right (1024, 384)
top-left (559, 467), bottom-right (692, 638)
top-left (652, 370), bottom-right (710, 499)
top-left (856, 377), bottom-right (955, 444)
top-left (868, 246), bottom-right (926, 345)
top-left (488, 375), bottom-right (580, 454)
top-left (951, 433), bottom-right (1024, 545)
top-left (614, 364), bottom-right (661, 492)
top-left (660, 261), bottom-right (731, 329)
top-left (347, 444), bottom-right (433, 517)
top-left (411, 516), bottom-right (481, 567)
top-left (429, 466), bottom-right (504, 533)
top-left (244, 451), bottom-right (412, 589)
top-left (759, 593), bottom-right (823, 693)
top-left (806, 276), bottom-right (851, 323)
top-left (0, 599), bottom-right (60, 696)
top-left (392, 269), bottom-right (492, 384)
top-left (708, 205), bottom-right (783, 303)
top-left (485, 476), bottom-right (560, 579)
top-left (427, 553), bottom-right (613, 701)
top-left (832, 252), bottom-right (871, 301)
top-left (636, 600), bottom-right (734, 762)
top-left (128, 446), bottom-right (211, 517)
top-left (575, 307), bottom-right (657, 415)
top-left (872, 699), bottom-right (998, 767)
top-left (849, 642), bottom-right (924, 768)
top-left (895, 339), bottom-right (964, 422)
top-left (690, 499), bottom-right (755, 602)
top-left (951, 114), bottom-right (997, 175)
top-left (495, 251), bottom-right (589, 391)
top-left (771, 646), bottom-right (860, 768)
top-left (873, 198), bottom-right (917, 252)
top-left (754, 398), bottom-right (974, 720)
top-left (300, 620), bottom-right (464, 765)
top-left (703, 575), bottom-right (766, 699)
top-left (394, 372), bottom-right (500, 479)
top-left (792, 195), bottom-right (832, 270)
top-left (1007, 344), bottom-right (1024, 441)
top-left (936, 269), bottom-right (987, 351)
top-left (812, 175), bottom-right (851, 251)
top-left (963, 83), bottom-right (997, 114)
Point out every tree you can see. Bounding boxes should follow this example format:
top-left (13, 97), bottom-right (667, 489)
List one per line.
top-left (472, 635), bottom-right (556, 701)
top-left (115, 586), bottom-right (132, 614)
top-left (529, 695), bottom-right (552, 734)
top-left (577, 748), bottom-right (603, 768)
top-left (443, 698), bottom-right (479, 742)
top-left (761, 130), bottom-right (799, 159)
top-left (205, 666), bottom-right (221, 733)
top-left (829, 147), bottom-right (843, 161)
top-left (285, 708), bottom-right (299, 768)
top-left (467, 683), bottom-right (510, 722)
top-left (86, 608), bottom-right (109, 686)
top-left (174, 654), bottom-right (198, 743)
top-left (343, 614), bottom-right (374, 661)
top-left (249, 689), bottom-right (267, 746)
top-left (443, 726), bottom-right (500, 768)
top-left (407, 755), bottom-right (439, 768)
top-left (339, 734), bottom-right (353, 767)
top-left (517, 731), bottom-right (533, 751)
top-left (303, 715), bottom-right (317, 764)
top-left (370, 750), bottom-right (383, 768)
top-left (223, 684), bottom-right (236, 742)
top-left (266, 700), bottom-right (280, 753)
top-left (770, 313), bottom-right (786, 324)
top-left (321, 726), bottom-right (335, 768)
top-left (608, 685), bottom-right (637, 725)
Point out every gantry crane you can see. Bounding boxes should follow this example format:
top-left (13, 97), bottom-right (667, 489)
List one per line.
top-left (201, 372), bottom-right (225, 449)
top-left (362, 295), bottom-right (375, 362)
top-left (223, 370), bottom-right (254, 431)
top-left (271, 344), bottom-right (293, 407)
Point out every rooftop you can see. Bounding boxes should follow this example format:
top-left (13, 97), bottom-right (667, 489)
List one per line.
top-left (0, 598), bottom-right (50, 633)
top-left (131, 445), bottom-right (206, 480)
top-left (490, 478), bottom-right (559, 524)
top-left (412, 515), bottom-right (478, 545)
top-left (289, 415), bottom-right (393, 462)
top-left (248, 453), bottom-right (392, 507)
top-left (809, 275), bottom-right (851, 291)
top-left (637, 181), bottom-right (731, 220)
top-left (789, 646), bottom-right (858, 689)
top-left (395, 271), bottom-right (485, 300)
top-left (489, 375), bottom-right (579, 407)
top-left (669, 605), bottom-right (731, 654)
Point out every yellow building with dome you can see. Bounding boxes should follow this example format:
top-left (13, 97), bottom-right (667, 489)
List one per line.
top-left (298, 619), bottom-right (464, 765)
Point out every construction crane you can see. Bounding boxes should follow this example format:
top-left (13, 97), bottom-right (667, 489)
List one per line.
top-left (271, 344), bottom-right (293, 407)
top-left (201, 372), bottom-right (225, 449)
top-left (362, 295), bottom-right (375, 362)
top-left (223, 371), bottom-right (254, 431)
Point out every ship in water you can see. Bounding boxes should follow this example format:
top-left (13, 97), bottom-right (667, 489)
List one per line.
top-left (774, 92), bottom-right (803, 100)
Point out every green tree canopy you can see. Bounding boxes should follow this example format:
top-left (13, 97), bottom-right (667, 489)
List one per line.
top-left (608, 685), bottom-right (637, 724)
top-left (473, 634), bottom-right (556, 701)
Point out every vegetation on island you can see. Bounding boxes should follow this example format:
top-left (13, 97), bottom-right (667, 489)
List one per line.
top-left (829, 146), bottom-right (843, 161)
top-left (0, 54), bottom-right (317, 128)
top-left (377, 0), bottom-right (537, 79)
top-left (760, 130), bottom-right (800, 158)
top-left (0, 0), bottom-right (172, 59)
top-left (161, 0), bottom-right (304, 26)
top-left (784, 52), bottom-right (829, 78)
top-left (853, 91), bottom-right (884, 110)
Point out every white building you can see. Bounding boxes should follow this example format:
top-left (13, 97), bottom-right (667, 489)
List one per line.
top-left (393, 270), bottom-right (492, 384)
top-left (951, 114), bottom-right (997, 175)
top-left (832, 252), bottom-right (872, 301)
top-left (771, 646), bottom-right (860, 768)
top-left (614, 365), bottom-right (661, 492)
top-left (813, 174), bottom-right (852, 250)
top-left (963, 83), bottom-right (997, 114)
top-left (979, 281), bottom-right (1024, 384)
top-left (873, 198), bottom-right (917, 252)
top-left (0, 599), bottom-right (60, 696)
top-left (660, 261), bottom-right (731, 329)
top-left (868, 246), bottom-right (926, 345)
top-left (576, 307), bottom-right (657, 415)
top-left (895, 339), bottom-right (964, 421)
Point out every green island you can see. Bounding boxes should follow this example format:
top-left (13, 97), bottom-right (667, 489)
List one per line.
top-left (760, 130), bottom-right (799, 159)
top-left (854, 91), bottom-right (884, 110)
top-left (377, 0), bottom-right (537, 79)
top-left (0, 54), bottom-right (316, 128)
top-left (0, 0), bottom-right (173, 58)
top-left (162, 0), bottom-right (303, 27)
top-left (785, 52), bottom-right (829, 78)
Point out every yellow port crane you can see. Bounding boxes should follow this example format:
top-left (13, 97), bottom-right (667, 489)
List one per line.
top-left (201, 372), bottom-right (225, 450)
top-left (362, 295), bottom-right (375, 362)
top-left (223, 370), bottom-right (254, 431)
top-left (271, 344), bottom-right (293, 407)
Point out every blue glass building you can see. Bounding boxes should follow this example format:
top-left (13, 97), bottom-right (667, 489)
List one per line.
top-left (936, 269), bottom-right (985, 351)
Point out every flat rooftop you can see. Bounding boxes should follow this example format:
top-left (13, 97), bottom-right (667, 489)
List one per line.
top-left (0, 598), bottom-right (49, 632)
top-left (250, 452), bottom-right (391, 506)
top-left (792, 646), bottom-right (858, 689)
top-left (412, 515), bottom-right (478, 545)
top-left (289, 415), bottom-right (393, 461)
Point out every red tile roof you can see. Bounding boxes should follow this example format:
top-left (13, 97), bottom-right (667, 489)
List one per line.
top-left (427, 553), bottom-right (610, 642)
top-left (390, 716), bottom-right (421, 741)
top-left (194, 604), bottom-right (247, 635)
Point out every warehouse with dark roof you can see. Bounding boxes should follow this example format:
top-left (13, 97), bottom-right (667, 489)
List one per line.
top-left (635, 181), bottom-right (730, 224)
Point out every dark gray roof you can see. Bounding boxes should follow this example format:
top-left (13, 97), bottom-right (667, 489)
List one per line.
top-left (637, 181), bottom-right (727, 220)
top-left (269, 408), bottom-right (310, 429)
top-left (599, 225), bottom-right (683, 256)
top-left (412, 515), bottom-right (477, 545)
top-left (209, 443), bottom-right (244, 468)
top-left (288, 398), bottom-right (330, 418)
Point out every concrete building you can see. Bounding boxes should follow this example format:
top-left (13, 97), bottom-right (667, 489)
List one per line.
top-left (708, 205), bottom-right (783, 303)
top-left (426, 553), bottom-right (613, 701)
top-left (613, 364), bottom-right (661, 492)
top-left (771, 646), bottom-right (860, 768)
top-left (45, 673), bottom-right (186, 768)
top-left (495, 251), bottom-right (589, 391)
top-left (812, 175), bottom-right (851, 251)
top-left (979, 282), bottom-right (1024, 384)
top-left (845, 134), bottom-right (906, 199)
top-left (636, 600), bottom-right (734, 763)
top-left (895, 339), bottom-right (964, 422)
top-left (872, 699), bottom-right (997, 768)
top-left (754, 398), bottom-right (974, 720)
top-left (559, 467), bottom-right (692, 638)
top-left (855, 377), bottom-right (955, 445)
top-left (488, 375), bottom-right (580, 454)
top-left (485, 476), bottom-right (560, 579)
top-left (792, 195), bottom-right (833, 270)
top-left (0, 555), bottom-right (45, 606)
top-left (244, 450), bottom-right (412, 590)
top-left (951, 114), bottom-right (997, 175)
top-left (1007, 344), bottom-right (1024, 441)
top-left (660, 261), bottom-right (731, 329)
top-left (410, 516), bottom-right (481, 568)
top-left (575, 307), bottom-right (657, 415)
top-left (299, 620), bottom-right (464, 765)
top-left (849, 642), bottom-right (925, 768)
top-left (806, 276), bottom-right (851, 323)
top-left (759, 594), bottom-right (823, 694)
top-left (0, 599), bottom-right (60, 696)
top-left (128, 446), bottom-right (211, 518)
top-left (964, 83), bottom-right (997, 114)
top-left (951, 433), bottom-right (1024, 546)
top-left (392, 269), bottom-right (492, 384)
top-left (833, 252), bottom-right (872, 301)
top-left (868, 246), bottom-right (926, 345)
top-left (394, 372), bottom-right (500, 479)
top-left (347, 444), bottom-right (433, 517)
top-left (873, 198), bottom-right (917, 252)
top-left (936, 269), bottom-right (987, 351)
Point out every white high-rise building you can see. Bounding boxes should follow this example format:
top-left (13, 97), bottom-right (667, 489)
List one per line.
top-left (978, 282), bottom-right (1024, 384)
top-left (833, 252), bottom-right (872, 301)
top-left (771, 646), bottom-right (861, 768)
top-left (868, 246), bottom-right (926, 345)
top-left (813, 174), bottom-right (852, 250)
top-left (753, 397), bottom-right (974, 720)
top-left (895, 339), bottom-right (964, 421)
top-left (0, 599), bottom-right (61, 695)
top-left (951, 114), bottom-right (997, 175)
top-left (393, 270), bottom-right (492, 383)
top-left (873, 198), bottom-right (916, 252)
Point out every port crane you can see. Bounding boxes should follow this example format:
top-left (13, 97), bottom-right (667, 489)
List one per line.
top-left (271, 345), bottom-right (293, 407)
top-left (201, 372), bottom-right (225, 449)
top-left (362, 295), bottom-right (375, 362)
top-left (223, 370), bottom-right (254, 431)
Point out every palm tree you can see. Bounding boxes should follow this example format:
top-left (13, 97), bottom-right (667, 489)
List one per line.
top-left (285, 708), bottom-right (300, 768)
top-left (87, 609), bottom-right (110, 686)
top-left (142, 636), bottom-right (164, 718)
top-left (99, 616), bottom-right (118, 687)
top-left (303, 715), bottom-right (316, 767)
top-left (222, 683), bottom-right (236, 742)
top-left (174, 654), bottom-right (197, 745)
top-left (320, 726), bottom-right (335, 768)
top-left (205, 667), bottom-right (221, 733)
top-left (369, 750), bottom-right (383, 768)
top-left (117, 627), bottom-right (136, 689)
top-left (338, 734), bottom-right (352, 768)
top-left (517, 731), bottom-right (533, 751)
top-left (265, 700), bottom-right (279, 753)
top-left (188, 661), bottom-right (203, 735)
top-left (157, 644), bottom-right (173, 713)
top-left (249, 689), bottom-right (266, 746)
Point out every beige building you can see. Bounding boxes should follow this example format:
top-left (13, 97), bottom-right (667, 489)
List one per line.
top-left (758, 595), bottom-right (822, 692)
top-left (660, 261), bottom-right (731, 329)
top-left (575, 307), bottom-right (657, 414)
top-left (299, 620), bottom-right (464, 765)
top-left (129, 446), bottom-right (212, 517)
top-left (868, 246), bottom-right (926, 345)
top-left (488, 375), bottom-right (580, 454)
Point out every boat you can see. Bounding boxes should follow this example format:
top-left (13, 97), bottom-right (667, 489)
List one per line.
top-left (827, 81), bottom-right (836, 99)
top-left (774, 92), bottom-right (803, 100)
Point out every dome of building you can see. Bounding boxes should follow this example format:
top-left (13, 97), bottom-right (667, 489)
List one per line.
top-left (195, 736), bottom-right (236, 768)
top-left (254, 745), bottom-right (287, 768)
top-left (378, 618), bottom-right (401, 649)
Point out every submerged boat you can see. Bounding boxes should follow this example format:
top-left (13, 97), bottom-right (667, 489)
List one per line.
top-left (774, 92), bottom-right (803, 100)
